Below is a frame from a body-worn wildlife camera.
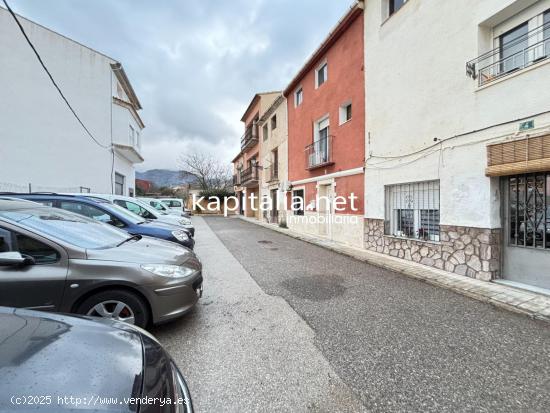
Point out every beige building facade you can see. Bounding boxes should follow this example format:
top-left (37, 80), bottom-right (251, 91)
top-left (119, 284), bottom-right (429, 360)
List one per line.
top-left (258, 94), bottom-right (289, 225)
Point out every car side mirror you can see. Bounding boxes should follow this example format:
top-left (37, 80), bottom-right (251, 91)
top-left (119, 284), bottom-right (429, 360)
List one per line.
top-left (0, 252), bottom-right (35, 267)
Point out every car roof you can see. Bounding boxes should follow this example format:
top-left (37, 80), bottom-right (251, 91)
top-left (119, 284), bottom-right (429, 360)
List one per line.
top-left (0, 197), bottom-right (47, 210)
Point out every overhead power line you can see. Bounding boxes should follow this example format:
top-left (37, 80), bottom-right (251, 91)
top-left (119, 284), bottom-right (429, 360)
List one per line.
top-left (3, 0), bottom-right (111, 150)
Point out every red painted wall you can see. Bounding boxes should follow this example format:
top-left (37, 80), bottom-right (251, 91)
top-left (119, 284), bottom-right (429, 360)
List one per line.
top-left (335, 174), bottom-right (364, 214)
top-left (287, 13), bottom-right (365, 182)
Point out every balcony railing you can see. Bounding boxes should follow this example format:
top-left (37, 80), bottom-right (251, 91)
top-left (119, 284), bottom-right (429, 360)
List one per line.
top-left (241, 124), bottom-right (259, 151)
top-left (305, 136), bottom-right (334, 170)
top-left (467, 22), bottom-right (550, 86)
top-left (241, 166), bottom-right (259, 186)
top-left (233, 174), bottom-right (241, 186)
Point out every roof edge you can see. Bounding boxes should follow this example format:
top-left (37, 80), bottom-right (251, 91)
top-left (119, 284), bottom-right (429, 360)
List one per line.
top-left (111, 63), bottom-right (142, 110)
top-left (283, 1), bottom-right (363, 97)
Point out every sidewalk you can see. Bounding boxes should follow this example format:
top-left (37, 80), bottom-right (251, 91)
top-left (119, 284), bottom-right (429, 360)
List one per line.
top-left (237, 215), bottom-right (550, 323)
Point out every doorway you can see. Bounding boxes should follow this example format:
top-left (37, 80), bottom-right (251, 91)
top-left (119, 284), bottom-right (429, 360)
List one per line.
top-left (502, 174), bottom-right (550, 289)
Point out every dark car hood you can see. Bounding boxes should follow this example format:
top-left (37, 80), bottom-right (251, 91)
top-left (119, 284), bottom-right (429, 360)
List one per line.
top-left (0, 307), bottom-right (143, 411)
top-left (86, 235), bottom-right (195, 265)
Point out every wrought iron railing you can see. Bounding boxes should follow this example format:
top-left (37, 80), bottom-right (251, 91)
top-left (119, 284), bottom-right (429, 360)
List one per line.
top-left (305, 136), bottom-right (333, 169)
top-left (240, 124), bottom-right (259, 150)
top-left (233, 174), bottom-right (240, 186)
top-left (241, 166), bottom-right (259, 184)
top-left (467, 21), bottom-right (550, 86)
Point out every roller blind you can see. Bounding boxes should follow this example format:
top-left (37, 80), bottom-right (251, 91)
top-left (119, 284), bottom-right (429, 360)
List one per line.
top-left (486, 134), bottom-right (550, 176)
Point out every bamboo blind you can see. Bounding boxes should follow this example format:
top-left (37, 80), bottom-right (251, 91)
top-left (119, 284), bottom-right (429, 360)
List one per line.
top-left (486, 134), bottom-right (550, 176)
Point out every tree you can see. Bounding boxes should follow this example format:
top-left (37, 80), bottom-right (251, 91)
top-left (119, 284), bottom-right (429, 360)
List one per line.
top-left (179, 152), bottom-right (232, 191)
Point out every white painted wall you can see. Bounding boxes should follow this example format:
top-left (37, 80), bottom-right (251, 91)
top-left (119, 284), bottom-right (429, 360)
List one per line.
top-left (0, 9), bottom-right (143, 195)
top-left (364, 0), bottom-right (550, 229)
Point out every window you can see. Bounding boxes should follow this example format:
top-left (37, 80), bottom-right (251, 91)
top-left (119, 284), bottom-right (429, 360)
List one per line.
top-left (129, 125), bottom-right (135, 145)
top-left (114, 200), bottom-right (155, 219)
top-left (271, 115), bottom-right (277, 130)
top-left (0, 227), bottom-right (59, 264)
top-left (309, 117), bottom-right (330, 167)
top-left (316, 62), bottom-right (328, 88)
top-left (389, 0), bottom-right (407, 16)
top-left (385, 180), bottom-right (440, 241)
top-left (271, 148), bottom-right (279, 180)
top-left (59, 201), bottom-right (118, 225)
top-left (294, 87), bottom-right (303, 107)
top-left (292, 189), bottom-right (305, 215)
top-left (499, 22), bottom-right (529, 74)
top-left (339, 102), bottom-right (352, 124)
top-left (545, 10), bottom-right (550, 42)
top-left (263, 124), bottom-right (268, 141)
top-left (508, 174), bottom-right (549, 249)
top-left (115, 173), bottom-right (125, 195)
top-left (135, 131), bottom-right (140, 149)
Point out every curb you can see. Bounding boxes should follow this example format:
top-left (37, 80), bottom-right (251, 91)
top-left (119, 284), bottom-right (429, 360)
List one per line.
top-left (234, 215), bottom-right (550, 324)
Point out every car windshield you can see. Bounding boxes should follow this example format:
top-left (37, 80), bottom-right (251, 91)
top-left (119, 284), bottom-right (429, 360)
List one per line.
top-left (0, 207), bottom-right (129, 249)
top-left (106, 203), bottom-right (146, 225)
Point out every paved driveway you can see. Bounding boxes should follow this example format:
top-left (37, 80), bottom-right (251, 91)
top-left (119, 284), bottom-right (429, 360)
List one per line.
top-left (155, 216), bottom-right (550, 412)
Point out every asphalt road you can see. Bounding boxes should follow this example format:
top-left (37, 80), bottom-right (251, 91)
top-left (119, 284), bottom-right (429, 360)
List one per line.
top-left (154, 216), bottom-right (550, 412)
top-left (202, 216), bottom-right (550, 412)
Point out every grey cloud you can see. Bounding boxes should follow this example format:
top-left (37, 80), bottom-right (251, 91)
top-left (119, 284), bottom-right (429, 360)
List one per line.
top-left (12, 0), bottom-right (353, 170)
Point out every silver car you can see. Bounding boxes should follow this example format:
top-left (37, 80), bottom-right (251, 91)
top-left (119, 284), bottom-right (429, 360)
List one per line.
top-left (73, 193), bottom-right (195, 236)
top-left (0, 198), bottom-right (203, 328)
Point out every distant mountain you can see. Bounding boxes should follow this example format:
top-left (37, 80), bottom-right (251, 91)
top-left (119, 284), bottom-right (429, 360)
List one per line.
top-left (136, 169), bottom-right (197, 188)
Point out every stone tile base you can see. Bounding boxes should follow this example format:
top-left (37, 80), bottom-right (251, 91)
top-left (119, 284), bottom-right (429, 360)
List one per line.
top-left (363, 219), bottom-right (501, 281)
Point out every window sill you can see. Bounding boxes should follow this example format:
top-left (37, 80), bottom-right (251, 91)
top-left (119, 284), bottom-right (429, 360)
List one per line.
top-left (339, 118), bottom-right (352, 126)
top-left (383, 234), bottom-right (441, 246)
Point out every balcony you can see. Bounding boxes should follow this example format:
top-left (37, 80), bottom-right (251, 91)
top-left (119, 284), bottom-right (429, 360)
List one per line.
top-left (305, 136), bottom-right (334, 170)
top-left (467, 22), bottom-right (550, 87)
top-left (233, 174), bottom-right (241, 186)
top-left (240, 166), bottom-right (259, 187)
top-left (241, 124), bottom-right (259, 151)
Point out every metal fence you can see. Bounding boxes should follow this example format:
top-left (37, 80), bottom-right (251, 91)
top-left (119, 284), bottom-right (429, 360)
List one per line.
top-left (0, 181), bottom-right (91, 193)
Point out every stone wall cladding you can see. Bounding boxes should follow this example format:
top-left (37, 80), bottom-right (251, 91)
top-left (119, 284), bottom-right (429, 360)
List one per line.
top-left (363, 219), bottom-right (501, 281)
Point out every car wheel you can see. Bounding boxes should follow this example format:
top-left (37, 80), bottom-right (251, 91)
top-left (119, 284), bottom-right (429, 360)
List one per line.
top-left (77, 290), bottom-right (150, 328)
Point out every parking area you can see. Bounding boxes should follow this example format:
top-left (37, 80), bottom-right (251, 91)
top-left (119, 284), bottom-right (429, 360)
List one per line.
top-left (156, 216), bottom-right (550, 413)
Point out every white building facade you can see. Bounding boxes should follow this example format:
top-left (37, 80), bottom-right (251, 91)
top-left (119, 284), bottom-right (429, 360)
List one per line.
top-left (0, 8), bottom-right (144, 196)
top-left (363, 0), bottom-right (550, 290)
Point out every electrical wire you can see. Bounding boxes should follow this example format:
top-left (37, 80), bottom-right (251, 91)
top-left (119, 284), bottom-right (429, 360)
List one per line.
top-left (368, 109), bottom-right (550, 160)
top-left (3, 0), bottom-right (111, 150)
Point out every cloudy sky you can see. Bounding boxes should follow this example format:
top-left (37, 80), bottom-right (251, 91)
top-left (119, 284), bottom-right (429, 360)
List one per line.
top-left (10, 0), bottom-right (353, 172)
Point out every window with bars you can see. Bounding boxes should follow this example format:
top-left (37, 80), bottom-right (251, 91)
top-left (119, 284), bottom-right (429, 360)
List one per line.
top-left (385, 180), bottom-right (440, 241)
top-left (508, 173), bottom-right (550, 249)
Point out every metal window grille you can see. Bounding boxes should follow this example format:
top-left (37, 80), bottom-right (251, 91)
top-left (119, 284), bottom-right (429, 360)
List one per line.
top-left (509, 173), bottom-right (549, 249)
top-left (385, 180), bottom-right (440, 241)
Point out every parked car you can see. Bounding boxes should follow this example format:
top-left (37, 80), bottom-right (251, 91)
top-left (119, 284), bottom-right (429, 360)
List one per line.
top-left (68, 193), bottom-right (195, 237)
top-left (141, 197), bottom-right (191, 218)
top-left (160, 197), bottom-right (188, 214)
top-left (3, 193), bottom-right (194, 249)
top-left (0, 306), bottom-right (193, 412)
top-left (0, 198), bottom-right (203, 328)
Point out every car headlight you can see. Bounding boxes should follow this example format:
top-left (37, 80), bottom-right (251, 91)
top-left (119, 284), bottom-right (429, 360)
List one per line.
top-left (179, 218), bottom-right (191, 225)
top-left (141, 264), bottom-right (194, 278)
top-left (172, 230), bottom-right (189, 241)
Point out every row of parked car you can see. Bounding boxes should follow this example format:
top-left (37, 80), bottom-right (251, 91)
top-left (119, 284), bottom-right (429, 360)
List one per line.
top-left (0, 194), bottom-right (199, 412)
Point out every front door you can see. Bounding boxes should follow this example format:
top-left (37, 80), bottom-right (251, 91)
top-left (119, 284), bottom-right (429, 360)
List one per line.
top-left (317, 184), bottom-right (332, 237)
top-left (0, 226), bottom-right (68, 311)
top-left (270, 189), bottom-right (278, 223)
top-left (502, 174), bottom-right (550, 289)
